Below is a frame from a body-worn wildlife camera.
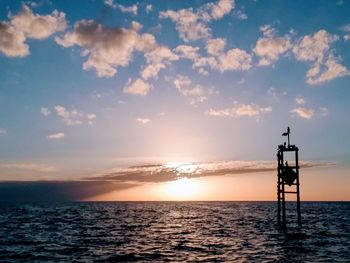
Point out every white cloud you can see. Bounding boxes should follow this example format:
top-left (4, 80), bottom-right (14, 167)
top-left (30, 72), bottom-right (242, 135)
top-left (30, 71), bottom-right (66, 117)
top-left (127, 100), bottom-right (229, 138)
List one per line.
top-left (160, 0), bottom-right (234, 42)
top-left (293, 30), bottom-right (337, 62)
top-left (173, 75), bottom-right (207, 105)
top-left (56, 20), bottom-right (176, 81)
top-left (176, 37), bottom-right (251, 74)
top-left (290, 107), bottom-right (314, 119)
top-left (175, 45), bottom-right (200, 60)
top-left (293, 30), bottom-right (349, 85)
top-left (208, 0), bottom-right (235, 20)
top-left (217, 48), bottom-right (252, 71)
top-left (344, 34), bottom-right (350, 41)
top-left (11, 5), bottom-right (66, 39)
top-left (54, 105), bottom-right (96, 126)
top-left (306, 55), bottom-right (349, 85)
top-left (192, 56), bottom-right (218, 73)
top-left (56, 20), bottom-right (144, 78)
top-left (0, 129), bottom-right (7, 135)
top-left (191, 47), bottom-right (252, 73)
top-left (141, 45), bottom-right (179, 80)
top-left (0, 5), bottom-right (66, 57)
top-left (206, 38), bottom-right (226, 56)
top-left (160, 8), bottom-right (211, 42)
top-left (291, 105), bottom-right (328, 119)
top-left (0, 22), bottom-right (28, 57)
top-left (253, 25), bottom-right (292, 66)
top-left (40, 107), bottom-right (51, 116)
top-left (146, 5), bottom-right (153, 13)
top-left (123, 78), bottom-right (152, 96)
top-left (0, 162), bottom-right (57, 172)
top-left (295, 98), bottom-right (306, 105)
top-left (47, 132), bottom-right (64, 140)
top-left (206, 103), bottom-right (272, 118)
top-left (136, 118), bottom-right (151, 124)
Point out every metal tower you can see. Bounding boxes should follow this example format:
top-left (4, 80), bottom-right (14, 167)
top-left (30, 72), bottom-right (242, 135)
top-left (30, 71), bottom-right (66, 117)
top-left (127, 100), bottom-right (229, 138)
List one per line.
top-left (277, 127), bottom-right (301, 228)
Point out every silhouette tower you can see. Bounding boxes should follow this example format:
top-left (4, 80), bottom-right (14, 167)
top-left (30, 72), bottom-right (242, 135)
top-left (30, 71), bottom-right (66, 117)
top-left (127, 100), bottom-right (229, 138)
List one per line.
top-left (277, 127), bottom-right (301, 227)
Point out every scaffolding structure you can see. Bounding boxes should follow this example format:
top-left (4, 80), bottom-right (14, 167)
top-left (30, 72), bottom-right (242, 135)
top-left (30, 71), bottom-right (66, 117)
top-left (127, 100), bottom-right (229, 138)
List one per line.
top-left (277, 127), bottom-right (301, 228)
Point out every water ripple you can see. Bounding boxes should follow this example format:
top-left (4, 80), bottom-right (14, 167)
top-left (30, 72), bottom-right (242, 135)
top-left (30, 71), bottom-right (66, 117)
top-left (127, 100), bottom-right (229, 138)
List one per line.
top-left (0, 202), bottom-right (349, 262)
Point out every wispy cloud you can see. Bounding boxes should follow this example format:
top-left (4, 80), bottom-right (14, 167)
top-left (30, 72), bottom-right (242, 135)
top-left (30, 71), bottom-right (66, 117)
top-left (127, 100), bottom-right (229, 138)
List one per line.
top-left (0, 129), bottom-right (7, 135)
top-left (54, 105), bottom-right (96, 126)
top-left (146, 5), bottom-right (153, 13)
top-left (295, 98), bottom-right (306, 105)
top-left (105, 0), bottom-right (138, 15)
top-left (40, 107), bottom-right (51, 116)
top-left (136, 118), bottom-right (151, 124)
top-left (47, 132), bottom-right (64, 140)
top-left (340, 23), bottom-right (350, 41)
top-left (141, 45), bottom-right (179, 80)
top-left (117, 4), bottom-right (138, 15)
top-left (319, 107), bottom-right (329, 116)
top-left (293, 30), bottom-right (349, 85)
top-left (173, 75), bottom-right (207, 105)
top-left (206, 103), bottom-right (272, 118)
top-left (340, 23), bottom-right (350, 33)
top-left (290, 107), bottom-right (314, 119)
top-left (175, 38), bottom-right (252, 75)
top-left (86, 160), bottom-right (332, 183)
top-left (235, 10), bottom-right (248, 20)
top-left (104, 0), bottom-right (116, 8)
top-left (123, 78), bottom-right (152, 96)
top-left (0, 162), bottom-right (57, 173)
top-left (160, 0), bottom-right (234, 42)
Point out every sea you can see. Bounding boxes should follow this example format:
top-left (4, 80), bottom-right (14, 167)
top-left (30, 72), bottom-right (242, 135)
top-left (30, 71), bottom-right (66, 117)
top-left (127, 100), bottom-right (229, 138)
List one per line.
top-left (0, 202), bottom-right (349, 262)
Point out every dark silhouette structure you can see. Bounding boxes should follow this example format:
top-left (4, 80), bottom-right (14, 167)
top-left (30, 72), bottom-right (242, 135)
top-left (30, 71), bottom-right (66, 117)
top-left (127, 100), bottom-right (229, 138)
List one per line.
top-left (277, 127), bottom-right (301, 228)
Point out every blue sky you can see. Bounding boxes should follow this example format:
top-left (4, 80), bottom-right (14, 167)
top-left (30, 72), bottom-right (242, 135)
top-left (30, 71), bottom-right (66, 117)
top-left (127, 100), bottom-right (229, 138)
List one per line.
top-left (0, 0), bottom-right (349, 200)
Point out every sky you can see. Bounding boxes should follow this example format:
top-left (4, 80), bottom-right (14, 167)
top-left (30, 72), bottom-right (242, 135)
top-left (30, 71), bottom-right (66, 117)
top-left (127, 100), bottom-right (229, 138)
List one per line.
top-left (0, 0), bottom-right (349, 201)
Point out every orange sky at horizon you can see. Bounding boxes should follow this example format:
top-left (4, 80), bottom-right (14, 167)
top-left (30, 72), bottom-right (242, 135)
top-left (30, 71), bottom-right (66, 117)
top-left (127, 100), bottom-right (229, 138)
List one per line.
top-left (86, 166), bottom-right (350, 202)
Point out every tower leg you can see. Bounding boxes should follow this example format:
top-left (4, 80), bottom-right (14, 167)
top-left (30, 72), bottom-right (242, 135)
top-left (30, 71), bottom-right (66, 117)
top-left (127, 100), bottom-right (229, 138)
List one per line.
top-left (296, 150), bottom-right (301, 225)
top-left (282, 177), bottom-right (286, 228)
top-left (277, 153), bottom-right (282, 225)
top-left (277, 181), bottom-right (281, 224)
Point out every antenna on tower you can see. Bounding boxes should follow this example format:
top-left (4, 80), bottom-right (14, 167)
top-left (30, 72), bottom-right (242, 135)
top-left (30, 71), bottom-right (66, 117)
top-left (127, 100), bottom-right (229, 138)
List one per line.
top-left (282, 126), bottom-right (290, 147)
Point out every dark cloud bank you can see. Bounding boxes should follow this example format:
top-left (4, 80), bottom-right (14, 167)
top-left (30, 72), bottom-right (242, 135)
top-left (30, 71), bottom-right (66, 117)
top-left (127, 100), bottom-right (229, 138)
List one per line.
top-left (0, 181), bottom-right (135, 202)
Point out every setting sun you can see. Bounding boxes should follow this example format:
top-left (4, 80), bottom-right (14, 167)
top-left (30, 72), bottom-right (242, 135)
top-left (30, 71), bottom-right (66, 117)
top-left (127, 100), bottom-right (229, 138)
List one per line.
top-left (163, 178), bottom-right (200, 200)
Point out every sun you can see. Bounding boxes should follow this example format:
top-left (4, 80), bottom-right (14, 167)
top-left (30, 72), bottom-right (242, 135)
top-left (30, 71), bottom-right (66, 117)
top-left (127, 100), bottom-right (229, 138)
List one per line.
top-left (163, 177), bottom-right (200, 200)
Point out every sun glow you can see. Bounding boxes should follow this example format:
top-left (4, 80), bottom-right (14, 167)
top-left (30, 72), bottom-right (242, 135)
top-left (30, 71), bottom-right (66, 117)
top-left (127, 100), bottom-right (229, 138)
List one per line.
top-left (163, 177), bottom-right (200, 200)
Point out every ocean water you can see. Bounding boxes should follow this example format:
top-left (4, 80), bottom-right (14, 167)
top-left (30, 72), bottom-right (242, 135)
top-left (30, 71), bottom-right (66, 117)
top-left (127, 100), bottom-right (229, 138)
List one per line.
top-left (0, 202), bottom-right (349, 262)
